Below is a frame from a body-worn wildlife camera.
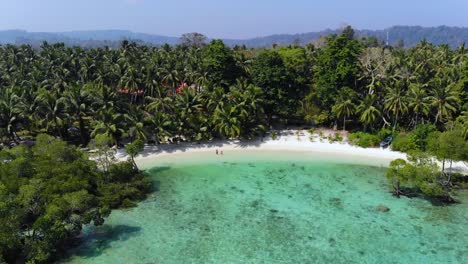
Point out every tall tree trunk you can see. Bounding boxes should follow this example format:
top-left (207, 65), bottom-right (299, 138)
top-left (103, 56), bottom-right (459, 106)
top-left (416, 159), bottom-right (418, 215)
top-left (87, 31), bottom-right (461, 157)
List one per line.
top-left (79, 116), bottom-right (86, 146)
top-left (393, 110), bottom-right (399, 133)
top-left (395, 180), bottom-right (401, 198)
top-left (55, 119), bottom-right (62, 138)
top-left (448, 159), bottom-right (453, 185)
top-left (343, 116), bottom-right (346, 131)
top-left (131, 156), bottom-right (139, 172)
top-left (414, 112), bottom-right (419, 127)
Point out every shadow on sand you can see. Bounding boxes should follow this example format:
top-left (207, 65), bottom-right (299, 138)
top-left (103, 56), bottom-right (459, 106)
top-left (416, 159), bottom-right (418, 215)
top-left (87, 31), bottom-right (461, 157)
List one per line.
top-left (130, 138), bottom-right (264, 159)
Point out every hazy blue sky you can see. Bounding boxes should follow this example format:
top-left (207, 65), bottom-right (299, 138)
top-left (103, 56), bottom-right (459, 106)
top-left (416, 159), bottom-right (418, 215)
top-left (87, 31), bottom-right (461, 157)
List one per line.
top-left (0, 0), bottom-right (467, 38)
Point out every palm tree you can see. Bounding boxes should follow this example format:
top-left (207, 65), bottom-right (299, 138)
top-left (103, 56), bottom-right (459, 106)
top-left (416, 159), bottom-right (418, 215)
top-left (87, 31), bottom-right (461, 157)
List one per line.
top-left (204, 87), bottom-right (226, 113)
top-left (458, 111), bottom-right (468, 139)
top-left (91, 108), bottom-right (125, 146)
top-left (34, 89), bottom-right (67, 137)
top-left (146, 111), bottom-right (173, 143)
top-left (213, 103), bottom-right (242, 138)
top-left (384, 84), bottom-right (408, 132)
top-left (229, 83), bottom-right (266, 137)
top-left (357, 94), bottom-right (381, 131)
top-left (125, 105), bottom-right (148, 142)
top-left (332, 99), bottom-right (356, 131)
top-left (146, 95), bottom-right (173, 114)
top-left (174, 88), bottom-right (203, 139)
top-left (407, 83), bottom-right (430, 126)
top-left (0, 87), bottom-right (25, 142)
top-left (160, 67), bottom-right (180, 94)
top-left (61, 83), bottom-right (97, 145)
top-left (429, 84), bottom-right (460, 125)
top-left (118, 65), bottom-right (141, 103)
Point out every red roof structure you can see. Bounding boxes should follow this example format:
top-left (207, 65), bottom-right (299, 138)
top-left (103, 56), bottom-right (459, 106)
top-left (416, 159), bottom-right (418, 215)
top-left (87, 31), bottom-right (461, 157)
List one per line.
top-left (176, 83), bottom-right (189, 94)
top-left (117, 89), bottom-right (145, 96)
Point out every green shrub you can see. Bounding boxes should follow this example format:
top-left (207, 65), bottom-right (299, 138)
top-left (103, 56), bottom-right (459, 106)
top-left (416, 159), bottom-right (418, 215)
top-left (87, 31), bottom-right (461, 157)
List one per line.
top-left (391, 134), bottom-right (418, 152)
top-left (327, 133), bottom-right (343, 143)
top-left (272, 132), bottom-right (279, 140)
top-left (121, 198), bottom-right (137, 208)
top-left (109, 161), bottom-right (135, 182)
top-left (318, 131), bottom-right (324, 138)
top-left (334, 133), bottom-right (343, 142)
top-left (348, 132), bottom-right (380, 148)
top-left (377, 128), bottom-right (392, 141)
top-left (410, 124), bottom-right (436, 151)
top-left (391, 124), bottom-right (437, 153)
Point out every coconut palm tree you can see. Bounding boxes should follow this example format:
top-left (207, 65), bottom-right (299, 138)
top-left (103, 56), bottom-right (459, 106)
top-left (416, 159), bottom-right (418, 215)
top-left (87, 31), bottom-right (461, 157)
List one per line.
top-left (91, 108), bottom-right (125, 146)
top-left (61, 83), bottom-right (97, 145)
top-left (174, 88), bottom-right (203, 139)
top-left (0, 87), bottom-right (26, 142)
top-left (429, 84), bottom-right (460, 125)
top-left (384, 84), bottom-right (408, 132)
top-left (458, 111), bottom-right (468, 139)
top-left (213, 103), bottom-right (242, 138)
top-left (125, 105), bottom-right (148, 142)
top-left (34, 88), bottom-right (67, 137)
top-left (407, 83), bottom-right (430, 126)
top-left (357, 94), bottom-right (381, 131)
top-left (146, 111), bottom-right (173, 143)
top-left (332, 99), bottom-right (356, 131)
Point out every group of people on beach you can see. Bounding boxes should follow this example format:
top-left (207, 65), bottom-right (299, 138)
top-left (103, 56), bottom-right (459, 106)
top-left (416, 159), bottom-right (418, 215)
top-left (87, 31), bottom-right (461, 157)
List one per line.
top-left (216, 149), bottom-right (224, 155)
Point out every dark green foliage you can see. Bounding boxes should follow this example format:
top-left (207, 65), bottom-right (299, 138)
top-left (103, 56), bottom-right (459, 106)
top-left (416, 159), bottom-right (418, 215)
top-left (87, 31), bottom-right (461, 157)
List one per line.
top-left (428, 129), bottom-right (468, 168)
top-left (348, 132), bottom-right (380, 148)
top-left (392, 124), bottom-right (437, 153)
top-left (408, 124), bottom-right (437, 151)
top-left (0, 135), bottom-right (151, 263)
top-left (250, 50), bottom-right (294, 123)
top-left (312, 31), bottom-right (362, 122)
top-left (387, 153), bottom-right (453, 202)
top-left (125, 139), bottom-right (145, 171)
top-left (203, 40), bottom-right (241, 87)
top-left (388, 128), bottom-right (468, 203)
top-left (0, 34), bottom-right (466, 145)
top-left (376, 128), bottom-right (392, 141)
top-left (391, 134), bottom-right (418, 153)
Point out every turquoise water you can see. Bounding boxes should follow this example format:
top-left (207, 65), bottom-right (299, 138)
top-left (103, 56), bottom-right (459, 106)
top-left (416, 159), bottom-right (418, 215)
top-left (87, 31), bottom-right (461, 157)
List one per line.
top-left (66, 151), bottom-right (468, 263)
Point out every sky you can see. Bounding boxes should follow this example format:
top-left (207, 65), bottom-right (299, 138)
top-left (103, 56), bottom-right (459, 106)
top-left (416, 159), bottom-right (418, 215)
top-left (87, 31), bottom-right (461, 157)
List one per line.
top-left (0, 0), bottom-right (467, 39)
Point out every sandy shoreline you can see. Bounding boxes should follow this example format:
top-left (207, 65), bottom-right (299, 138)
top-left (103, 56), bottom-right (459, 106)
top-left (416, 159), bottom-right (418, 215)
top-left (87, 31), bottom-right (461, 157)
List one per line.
top-left (116, 129), bottom-right (467, 172)
top-left (117, 130), bottom-right (404, 166)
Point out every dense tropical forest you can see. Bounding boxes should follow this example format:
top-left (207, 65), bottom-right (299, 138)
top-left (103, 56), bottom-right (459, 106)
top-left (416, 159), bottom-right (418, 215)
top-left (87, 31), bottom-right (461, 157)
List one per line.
top-left (0, 26), bottom-right (467, 263)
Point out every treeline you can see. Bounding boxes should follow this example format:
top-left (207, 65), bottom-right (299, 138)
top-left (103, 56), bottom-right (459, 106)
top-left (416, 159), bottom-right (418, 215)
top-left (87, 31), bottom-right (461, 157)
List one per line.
top-left (0, 26), bottom-right (466, 148)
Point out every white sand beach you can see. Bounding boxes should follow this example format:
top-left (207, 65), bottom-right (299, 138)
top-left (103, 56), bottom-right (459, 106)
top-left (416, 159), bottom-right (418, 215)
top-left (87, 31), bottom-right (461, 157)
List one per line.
top-left (115, 129), bottom-right (467, 172)
top-left (116, 130), bottom-right (394, 165)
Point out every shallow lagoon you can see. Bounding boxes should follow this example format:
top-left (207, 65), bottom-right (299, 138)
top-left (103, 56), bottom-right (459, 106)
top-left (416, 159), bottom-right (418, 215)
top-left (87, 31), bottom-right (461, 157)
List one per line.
top-left (67, 151), bottom-right (468, 263)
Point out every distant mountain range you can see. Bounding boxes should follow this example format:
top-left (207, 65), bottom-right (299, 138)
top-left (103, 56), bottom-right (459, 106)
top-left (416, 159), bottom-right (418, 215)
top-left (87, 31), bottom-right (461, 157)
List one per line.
top-left (0, 26), bottom-right (467, 48)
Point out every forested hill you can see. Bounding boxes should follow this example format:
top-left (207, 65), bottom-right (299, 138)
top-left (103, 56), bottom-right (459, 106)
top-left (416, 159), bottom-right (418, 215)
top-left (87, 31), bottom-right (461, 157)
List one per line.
top-left (225, 26), bottom-right (468, 48)
top-left (0, 26), bottom-right (467, 48)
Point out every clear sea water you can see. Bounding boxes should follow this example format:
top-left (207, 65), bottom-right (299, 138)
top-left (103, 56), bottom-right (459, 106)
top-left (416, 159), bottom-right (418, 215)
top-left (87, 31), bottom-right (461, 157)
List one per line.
top-left (66, 151), bottom-right (468, 264)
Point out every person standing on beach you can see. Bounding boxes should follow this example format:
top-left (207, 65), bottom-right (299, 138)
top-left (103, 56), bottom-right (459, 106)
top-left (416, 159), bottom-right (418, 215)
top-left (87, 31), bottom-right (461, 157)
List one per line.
top-left (220, 150), bottom-right (224, 155)
top-left (216, 149), bottom-right (218, 155)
